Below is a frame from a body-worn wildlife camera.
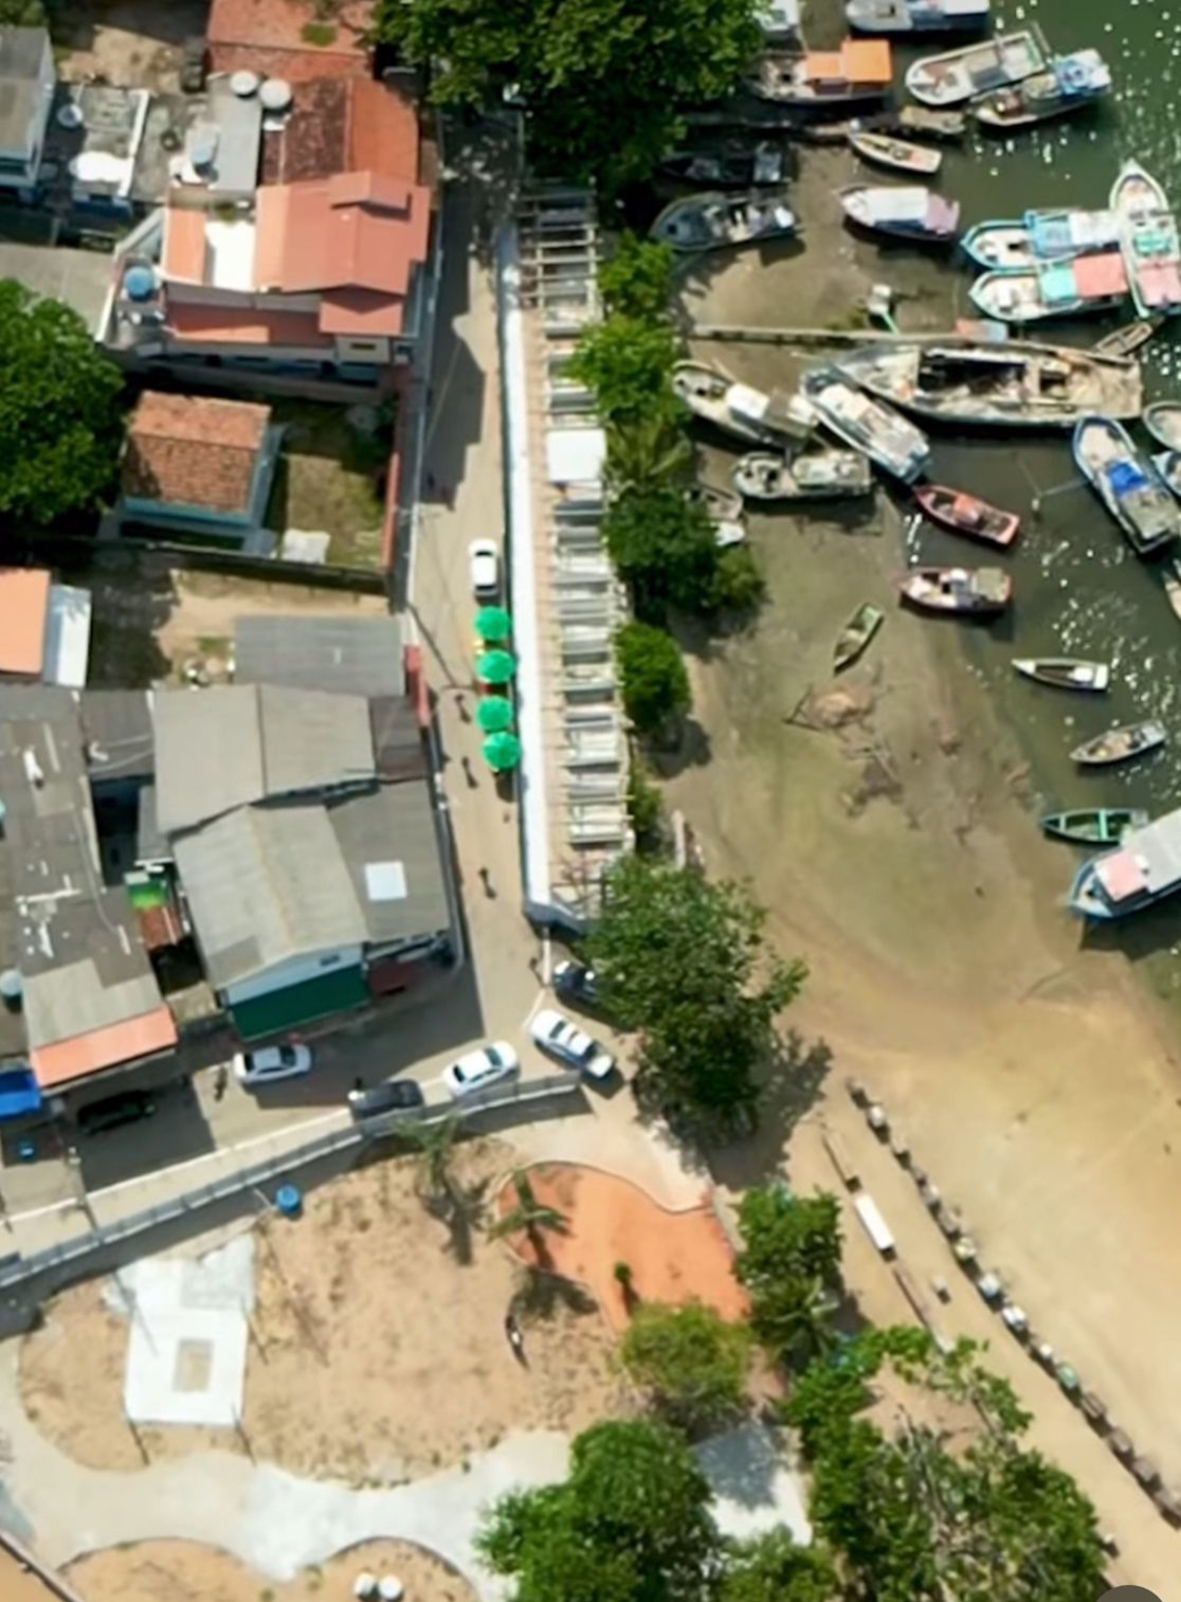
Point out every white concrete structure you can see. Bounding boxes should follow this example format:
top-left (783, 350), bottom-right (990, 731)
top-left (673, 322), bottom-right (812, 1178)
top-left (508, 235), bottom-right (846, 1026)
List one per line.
top-left (0, 28), bottom-right (54, 197)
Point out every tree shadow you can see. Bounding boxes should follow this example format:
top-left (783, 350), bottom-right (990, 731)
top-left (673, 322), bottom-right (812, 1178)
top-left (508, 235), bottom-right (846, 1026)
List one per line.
top-left (510, 1263), bottom-right (597, 1322)
top-left (693, 1420), bottom-right (784, 1512)
top-left (710, 1030), bottom-right (834, 1190)
top-left (646, 717), bottom-right (713, 778)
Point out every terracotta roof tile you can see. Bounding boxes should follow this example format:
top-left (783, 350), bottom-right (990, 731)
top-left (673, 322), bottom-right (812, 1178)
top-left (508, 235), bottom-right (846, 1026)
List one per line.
top-left (162, 206), bottom-right (207, 282)
top-left (0, 569), bottom-right (50, 677)
top-left (254, 170), bottom-right (430, 298)
top-left (166, 301), bottom-right (334, 347)
top-left (123, 392), bottom-right (272, 515)
top-left (208, 0), bottom-right (374, 56)
top-left (263, 77), bottom-right (420, 186)
top-left (31, 1003), bottom-right (178, 1090)
top-left (319, 286), bottom-right (407, 336)
top-left (348, 77), bottom-right (419, 184)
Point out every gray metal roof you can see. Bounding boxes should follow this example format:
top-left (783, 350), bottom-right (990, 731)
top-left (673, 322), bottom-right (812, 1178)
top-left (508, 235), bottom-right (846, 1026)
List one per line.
top-left (234, 615), bottom-right (406, 699)
top-left (368, 694), bottom-right (426, 781)
top-left (174, 803), bottom-right (368, 988)
top-left (328, 781), bottom-right (450, 949)
top-left (0, 27), bottom-right (48, 78)
top-left (152, 684), bottom-right (374, 836)
top-left (80, 689), bottom-right (155, 783)
top-left (136, 783), bottom-right (170, 865)
top-left (0, 27), bottom-right (48, 163)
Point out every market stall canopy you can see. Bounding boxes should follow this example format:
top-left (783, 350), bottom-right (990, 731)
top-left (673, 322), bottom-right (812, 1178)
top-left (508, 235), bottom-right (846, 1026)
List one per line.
top-left (477, 649), bottom-right (516, 685)
top-left (483, 731), bottom-right (522, 771)
top-left (474, 605), bottom-right (512, 642)
top-left (477, 696), bottom-right (514, 733)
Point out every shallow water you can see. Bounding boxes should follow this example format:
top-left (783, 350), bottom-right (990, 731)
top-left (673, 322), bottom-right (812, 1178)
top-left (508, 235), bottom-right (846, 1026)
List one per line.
top-left (844, 0), bottom-right (1181, 818)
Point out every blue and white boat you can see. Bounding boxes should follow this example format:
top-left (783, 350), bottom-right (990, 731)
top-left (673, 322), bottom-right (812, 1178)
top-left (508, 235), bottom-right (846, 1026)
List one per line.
top-left (961, 208), bottom-right (1119, 271)
top-left (1073, 415), bottom-right (1181, 557)
top-left (969, 252), bottom-right (1127, 323)
top-left (847, 0), bottom-right (989, 33)
top-left (973, 49), bottom-right (1112, 130)
top-left (1070, 807), bottom-right (1181, 919)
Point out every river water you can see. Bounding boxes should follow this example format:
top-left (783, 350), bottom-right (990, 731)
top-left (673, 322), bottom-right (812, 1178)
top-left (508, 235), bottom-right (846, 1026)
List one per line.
top-left (809, 0), bottom-right (1181, 819)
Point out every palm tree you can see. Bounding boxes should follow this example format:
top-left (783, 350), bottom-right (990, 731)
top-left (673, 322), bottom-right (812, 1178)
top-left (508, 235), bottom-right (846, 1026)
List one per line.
top-left (402, 1114), bottom-right (462, 1209)
top-left (605, 413), bottom-right (692, 495)
top-left (488, 1170), bottom-right (569, 1262)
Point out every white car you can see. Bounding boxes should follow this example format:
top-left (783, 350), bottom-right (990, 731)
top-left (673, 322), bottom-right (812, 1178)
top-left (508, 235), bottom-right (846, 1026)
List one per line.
top-left (529, 1008), bottom-right (615, 1082)
top-left (232, 1044), bottom-right (313, 1088)
top-left (469, 538), bottom-right (500, 601)
top-left (442, 1041), bottom-right (520, 1099)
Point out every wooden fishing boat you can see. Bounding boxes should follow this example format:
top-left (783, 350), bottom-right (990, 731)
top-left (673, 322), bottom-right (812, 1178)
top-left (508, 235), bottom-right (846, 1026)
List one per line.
top-left (846, 0), bottom-right (989, 33)
top-left (657, 141), bottom-right (786, 188)
top-left (835, 339), bottom-right (1142, 428)
top-left (960, 209), bottom-right (1118, 271)
top-left (840, 184), bottom-right (959, 243)
top-left (969, 253), bottom-right (1128, 324)
top-left (914, 485), bottom-right (1020, 546)
top-left (972, 49), bottom-right (1111, 130)
top-left (1111, 160), bottom-right (1181, 319)
top-left (905, 28), bottom-right (1047, 107)
top-left (1071, 720), bottom-right (1167, 767)
top-left (733, 448), bottom-right (874, 500)
top-left (834, 602), bottom-right (884, 671)
top-left (1144, 401), bottom-right (1181, 451)
top-left (896, 104), bottom-right (966, 140)
top-left (1011, 657), bottom-right (1110, 692)
top-left (1164, 557), bottom-right (1181, 623)
top-left (1041, 808), bottom-right (1148, 846)
top-left (899, 566), bottom-right (1012, 615)
top-left (1070, 806), bottom-right (1181, 919)
top-left (650, 188), bottom-right (797, 253)
top-left (690, 481), bottom-right (744, 522)
top-left (801, 367), bottom-right (931, 482)
top-left (672, 360), bottom-right (816, 446)
top-left (749, 39), bottom-right (893, 106)
top-left (848, 127), bottom-right (942, 176)
top-left (1073, 415), bottom-right (1181, 557)
top-left (1091, 316), bottom-right (1162, 357)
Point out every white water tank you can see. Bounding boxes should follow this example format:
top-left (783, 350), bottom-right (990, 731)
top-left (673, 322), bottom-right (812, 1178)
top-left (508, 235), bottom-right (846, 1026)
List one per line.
top-left (259, 77), bottom-right (293, 113)
top-left (229, 69), bottom-right (260, 97)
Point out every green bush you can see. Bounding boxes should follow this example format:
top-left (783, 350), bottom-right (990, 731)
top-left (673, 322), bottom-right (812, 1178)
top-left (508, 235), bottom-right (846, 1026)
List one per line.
top-left (616, 621), bottom-right (690, 735)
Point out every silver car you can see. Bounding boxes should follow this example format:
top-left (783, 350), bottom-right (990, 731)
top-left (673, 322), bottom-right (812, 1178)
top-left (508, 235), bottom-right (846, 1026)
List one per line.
top-left (529, 1009), bottom-right (615, 1082)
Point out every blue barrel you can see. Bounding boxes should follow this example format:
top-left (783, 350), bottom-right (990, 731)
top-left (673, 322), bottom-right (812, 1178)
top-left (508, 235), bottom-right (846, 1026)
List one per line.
top-left (275, 1183), bottom-right (303, 1219)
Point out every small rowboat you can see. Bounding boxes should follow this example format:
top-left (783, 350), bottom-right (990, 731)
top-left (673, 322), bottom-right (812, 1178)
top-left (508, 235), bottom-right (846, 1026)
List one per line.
top-left (1071, 720), bottom-right (1166, 767)
top-left (834, 602), bottom-right (884, 671)
top-left (899, 565), bottom-right (1011, 615)
top-left (1042, 808), bottom-right (1149, 846)
top-left (897, 104), bottom-right (966, 140)
top-left (1011, 658), bottom-right (1109, 693)
top-left (1092, 317), bottom-right (1162, 358)
top-left (691, 481), bottom-right (744, 522)
top-left (1164, 557), bottom-right (1181, 623)
top-left (848, 127), bottom-right (942, 176)
top-left (914, 485), bottom-right (1019, 547)
top-left (1144, 400), bottom-right (1181, 452)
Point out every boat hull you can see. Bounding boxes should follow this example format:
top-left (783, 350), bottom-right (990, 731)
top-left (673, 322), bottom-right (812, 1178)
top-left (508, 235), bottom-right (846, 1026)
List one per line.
top-left (1072, 415), bottom-right (1181, 557)
top-left (1011, 658), bottom-right (1109, 692)
top-left (848, 131), bottom-right (942, 176)
top-left (1070, 722), bottom-right (1167, 766)
top-left (905, 28), bottom-right (1046, 107)
top-left (969, 269), bottom-right (1122, 325)
top-left (801, 371), bottom-right (930, 483)
top-left (1111, 160), bottom-right (1181, 319)
top-left (1042, 809), bottom-right (1148, 846)
top-left (914, 485), bottom-right (1019, 545)
top-left (1144, 401), bottom-right (1181, 452)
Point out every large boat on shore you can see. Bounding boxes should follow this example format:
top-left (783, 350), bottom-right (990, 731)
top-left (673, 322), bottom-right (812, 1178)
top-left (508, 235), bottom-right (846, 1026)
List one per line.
top-left (733, 448), bottom-right (873, 499)
top-left (657, 142), bottom-right (786, 187)
top-left (673, 361), bottom-right (815, 446)
top-left (800, 367), bottom-right (931, 482)
top-left (834, 339), bottom-right (1142, 428)
top-left (905, 28), bottom-right (1047, 107)
top-left (1073, 416), bottom-right (1181, 557)
top-left (972, 49), bottom-right (1111, 130)
top-left (1144, 400), bottom-right (1181, 451)
top-left (960, 208), bottom-right (1119, 270)
top-left (750, 40), bottom-right (893, 106)
top-left (847, 0), bottom-right (989, 33)
top-left (1070, 806), bottom-right (1181, 919)
top-left (840, 184), bottom-right (959, 243)
top-left (899, 566), bottom-right (1012, 615)
top-left (1111, 160), bottom-right (1181, 318)
top-left (650, 189), bottom-right (797, 253)
top-left (969, 253), bottom-right (1127, 324)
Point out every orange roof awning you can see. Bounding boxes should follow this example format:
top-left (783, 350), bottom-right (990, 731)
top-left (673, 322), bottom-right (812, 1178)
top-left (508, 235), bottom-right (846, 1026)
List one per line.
top-left (31, 1005), bottom-right (178, 1090)
top-left (842, 38), bottom-right (893, 82)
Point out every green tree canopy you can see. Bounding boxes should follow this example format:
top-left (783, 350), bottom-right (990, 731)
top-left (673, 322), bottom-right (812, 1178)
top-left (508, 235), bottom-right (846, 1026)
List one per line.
top-left (603, 486), bottom-right (719, 618)
top-left (599, 234), bottom-right (676, 321)
top-left (0, 281), bottom-right (124, 525)
top-left (478, 1419), bottom-right (724, 1602)
top-left (616, 621), bottom-right (691, 736)
top-left (618, 1300), bottom-right (752, 1433)
top-left (735, 1187), bottom-right (842, 1364)
top-left (0, 0), bottom-right (45, 23)
top-left (586, 857), bottom-right (804, 1136)
top-left (375, 0), bottom-right (761, 186)
top-left (719, 1531), bottom-right (837, 1602)
top-left (568, 314), bottom-right (681, 425)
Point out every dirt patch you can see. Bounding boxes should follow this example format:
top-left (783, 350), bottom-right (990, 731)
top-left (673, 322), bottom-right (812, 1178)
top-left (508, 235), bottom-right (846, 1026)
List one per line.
top-left (20, 1141), bottom-right (629, 1482)
top-left (496, 1163), bottom-right (749, 1334)
top-left (267, 402), bottom-right (390, 571)
top-left (52, 0), bottom-right (209, 92)
top-left (66, 1538), bottom-right (477, 1602)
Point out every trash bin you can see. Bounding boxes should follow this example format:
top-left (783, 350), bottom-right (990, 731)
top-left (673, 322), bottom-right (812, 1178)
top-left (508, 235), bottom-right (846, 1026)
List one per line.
top-left (275, 1184), bottom-right (302, 1219)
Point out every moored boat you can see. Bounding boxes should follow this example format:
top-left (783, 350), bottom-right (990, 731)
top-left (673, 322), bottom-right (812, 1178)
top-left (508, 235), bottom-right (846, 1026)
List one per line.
top-left (1163, 557), bottom-right (1181, 622)
top-left (650, 188), bottom-right (797, 253)
top-left (1042, 808), bottom-right (1148, 846)
top-left (897, 105), bottom-right (966, 140)
top-left (846, 0), bottom-right (989, 33)
top-left (1070, 807), bottom-right (1181, 918)
top-left (848, 127), bottom-right (942, 176)
top-left (750, 40), bottom-right (893, 106)
top-left (690, 481), bottom-right (744, 522)
top-left (914, 484), bottom-right (1019, 546)
top-left (1144, 400), bottom-right (1181, 451)
top-left (801, 367), bottom-right (931, 482)
top-left (657, 141), bottom-right (786, 188)
top-left (1070, 720), bottom-right (1166, 767)
top-left (733, 448), bottom-right (874, 500)
top-left (905, 28), bottom-right (1047, 107)
top-left (1011, 657), bottom-right (1110, 692)
top-left (834, 602), bottom-right (884, 672)
top-left (1111, 160), bottom-right (1181, 318)
top-left (972, 49), bottom-right (1111, 130)
top-left (840, 184), bottom-right (959, 243)
top-left (960, 208), bottom-right (1118, 271)
top-left (1154, 450), bottom-right (1181, 499)
top-left (969, 253), bottom-right (1127, 324)
top-left (1091, 316), bottom-right (1162, 358)
top-left (900, 565), bottom-right (1012, 615)
top-left (1072, 415), bottom-right (1181, 557)
top-left (835, 339), bottom-right (1142, 428)
top-left (672, 361), bottom-right (816, 446)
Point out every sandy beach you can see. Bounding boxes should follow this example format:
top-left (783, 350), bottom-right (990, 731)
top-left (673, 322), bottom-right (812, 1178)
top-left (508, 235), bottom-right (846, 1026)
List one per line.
top-left (662, 143), bottom-right (1181, 1587)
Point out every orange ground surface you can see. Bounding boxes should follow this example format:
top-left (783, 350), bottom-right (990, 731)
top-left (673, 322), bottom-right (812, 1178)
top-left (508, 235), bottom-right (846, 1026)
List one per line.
top-left (501, 1163), bottom-right (750, 1332)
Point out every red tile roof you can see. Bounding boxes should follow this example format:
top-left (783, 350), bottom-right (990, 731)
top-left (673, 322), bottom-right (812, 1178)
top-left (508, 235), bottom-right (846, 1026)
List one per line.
top-left (263, 76), bottom-right (421, 186)
top-left (348, 77), bottom-right (420, 183)
top-left (0, 569), bottom-right (49, 677)
top-left (162, 207), bottom-right (207, 282)
top-left (208, 0), bottom-right (374, 73)
top-left (166, 301), bottom-right (334, 347)
top-left (31, 1003), bottom-right (178, 1090)
top-left (124, 392), bottom-right (272, 514)
top-left (254, 170), bottom-right (430, 303)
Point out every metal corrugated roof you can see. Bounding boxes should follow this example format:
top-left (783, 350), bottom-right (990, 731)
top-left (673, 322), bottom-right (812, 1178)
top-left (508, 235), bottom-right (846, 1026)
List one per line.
top-left (234, 614), bottom-right (405, 698)
top-left (328, 780), bottom-right (449, 947)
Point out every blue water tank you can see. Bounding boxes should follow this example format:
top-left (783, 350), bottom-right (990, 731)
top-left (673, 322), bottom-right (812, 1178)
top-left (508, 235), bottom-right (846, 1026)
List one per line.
top-left (275, 1183), bottom-right (303, 1219)
top-left (125, 266), bottom-right (156, 302)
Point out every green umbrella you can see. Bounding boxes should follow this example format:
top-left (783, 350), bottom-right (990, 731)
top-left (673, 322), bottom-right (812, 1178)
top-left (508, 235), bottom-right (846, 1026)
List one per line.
top-left (483, 731), bottom-right (522, 771)
top-left (477, 696), bottom-right (514, 733)
top-left (474, 605), bottom-right (512, 642)
top-left (477, 649), bottom-right (516, 686)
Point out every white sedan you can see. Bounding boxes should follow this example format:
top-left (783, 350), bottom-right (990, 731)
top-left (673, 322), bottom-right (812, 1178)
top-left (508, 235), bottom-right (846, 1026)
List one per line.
top-left (442, 1041), bottom-right (520, 1099)
top-left (469, 538), bottom-right (501, 601)
top-left (232, 1044), bottom-right (313, 1088)
top-left (529, 1009), bottom-right (615, 1082)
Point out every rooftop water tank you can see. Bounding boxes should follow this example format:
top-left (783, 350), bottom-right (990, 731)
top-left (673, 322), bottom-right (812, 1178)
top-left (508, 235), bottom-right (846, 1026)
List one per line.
top-left (124, 266), bottom-right (156, 302)
top-left (0, 969), bottom-right (22, 1002)
top-left (56, 101), bottom-right (84, 131)
top-left (259, 77), bottom-right (293, 113)
top-left (230, 69), bottom-right (260, 97)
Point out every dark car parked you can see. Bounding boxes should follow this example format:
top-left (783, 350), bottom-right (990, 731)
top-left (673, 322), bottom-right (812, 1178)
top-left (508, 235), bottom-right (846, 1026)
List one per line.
top-left (347, 1078), bottom-right (426, 1121)
top-left (553, 959), bottom-right (600, 1011)
top-left (77, 1089), bottom-right (156, 1135)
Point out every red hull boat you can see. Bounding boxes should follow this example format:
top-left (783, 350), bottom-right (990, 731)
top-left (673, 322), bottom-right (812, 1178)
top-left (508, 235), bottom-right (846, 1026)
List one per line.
top-left (914, 484), bottom-right (1021, 547)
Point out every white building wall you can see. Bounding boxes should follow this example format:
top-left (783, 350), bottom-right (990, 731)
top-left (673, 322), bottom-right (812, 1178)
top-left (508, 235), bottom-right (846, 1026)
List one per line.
top-left (222, 944), bottom-right (364, 1006)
